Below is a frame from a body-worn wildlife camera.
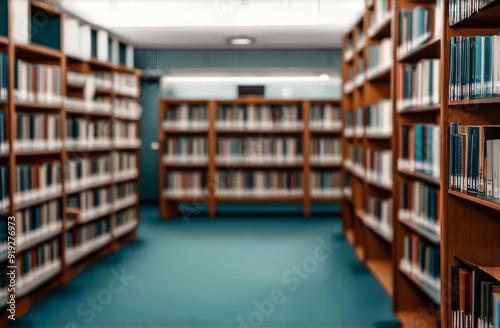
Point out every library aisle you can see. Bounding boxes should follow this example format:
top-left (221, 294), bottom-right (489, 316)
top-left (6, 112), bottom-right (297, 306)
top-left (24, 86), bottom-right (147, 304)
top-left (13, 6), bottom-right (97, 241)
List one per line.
top-left (10, 205), bottom-right (398, 328)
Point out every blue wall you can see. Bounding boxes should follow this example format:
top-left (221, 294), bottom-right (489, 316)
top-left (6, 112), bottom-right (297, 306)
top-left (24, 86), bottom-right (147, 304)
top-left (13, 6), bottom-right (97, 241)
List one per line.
top-left (135, 49), bottom-right (341, 202)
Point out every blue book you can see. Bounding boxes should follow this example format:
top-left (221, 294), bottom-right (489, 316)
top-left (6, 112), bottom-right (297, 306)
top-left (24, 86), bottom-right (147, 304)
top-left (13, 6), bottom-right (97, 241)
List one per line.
top-left (484, 35), bottom-right (492, 97)
top-left (475, 36), bottom-right (482, 98)
top-left (415, 125), bottom-right (423, 172)
top-left (35, 206), bottom-right (40, 229)
top-left (1, 53), bottom-right (7, 92)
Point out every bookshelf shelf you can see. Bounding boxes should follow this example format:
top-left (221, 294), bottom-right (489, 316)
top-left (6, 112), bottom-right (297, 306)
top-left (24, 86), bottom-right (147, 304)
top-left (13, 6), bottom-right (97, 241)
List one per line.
top-left (398, 218), bottom-right (440, 245)
top-left (448, 190), bottom-right (500, 212)
top-left (366, 259), bottom-right (394, 296)
top-left (397, 169), bottom-right (440, 186)
top-left (0, 1), bottom-right (142, 321)
top-left (397, 37), bottom-right (441, 63)
top-left (14, 43), bottom-right (63, 61)
top-left (159, 98), bottom-right (342, 218)
top-left (399, 266), bottom-right (441, 304)
top-left (366, 65), bottom-right (392, 82)
top-left (448, 95), bottom-right (500, 105)
top-left (449, 1), bottom-right (500, 27)
top-left (368, 15), bottom-right (392, 40)
top-left (397, 103), bottom-right (440, 113)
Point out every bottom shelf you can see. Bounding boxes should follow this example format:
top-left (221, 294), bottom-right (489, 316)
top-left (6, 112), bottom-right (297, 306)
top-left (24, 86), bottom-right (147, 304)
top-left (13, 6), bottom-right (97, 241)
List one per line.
top-left (66, 234), bottom-right (113, 266)
top-left (366, 259), bottom-right (394, 297)
top-left (16, 260), bottom-right (62, 297)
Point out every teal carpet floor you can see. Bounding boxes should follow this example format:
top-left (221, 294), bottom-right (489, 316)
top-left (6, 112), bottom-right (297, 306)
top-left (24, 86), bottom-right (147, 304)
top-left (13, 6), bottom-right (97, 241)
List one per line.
top-left (10, 204), bottom-right (399, 328)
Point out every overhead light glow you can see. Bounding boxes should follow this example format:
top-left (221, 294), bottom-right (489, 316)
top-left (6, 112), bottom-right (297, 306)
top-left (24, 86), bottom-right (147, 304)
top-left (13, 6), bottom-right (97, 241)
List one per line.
top-left (228, 37), bottom-right (254, 46)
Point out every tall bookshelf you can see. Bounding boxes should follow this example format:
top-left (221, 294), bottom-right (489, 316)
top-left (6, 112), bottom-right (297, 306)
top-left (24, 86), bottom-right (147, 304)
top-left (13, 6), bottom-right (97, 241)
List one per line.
top-left (158, 98), bottom-right (343, 218)
top-left (0, 0), bottom-right (141, 320)
top-left (341, 0), bottom-right (395, 299)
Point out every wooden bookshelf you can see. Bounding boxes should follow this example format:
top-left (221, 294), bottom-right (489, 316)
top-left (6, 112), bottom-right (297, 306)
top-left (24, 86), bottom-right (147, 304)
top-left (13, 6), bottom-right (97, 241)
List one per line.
top-left (158, 98), bottom-right (342, 218)
top-left (341, 0), bottom-right (396, 308)
top-left (0, 0), bottom-right (141, 321)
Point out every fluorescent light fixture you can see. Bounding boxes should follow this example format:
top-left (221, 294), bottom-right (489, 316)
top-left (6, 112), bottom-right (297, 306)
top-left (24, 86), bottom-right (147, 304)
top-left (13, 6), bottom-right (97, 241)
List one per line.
top-left (162, 75), bottom-right (334, 83)
top-left (228, 37), bottom-right (254, 46)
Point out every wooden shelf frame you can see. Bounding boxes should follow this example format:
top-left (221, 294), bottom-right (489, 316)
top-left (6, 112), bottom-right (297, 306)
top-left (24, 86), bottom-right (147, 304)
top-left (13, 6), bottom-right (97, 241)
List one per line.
top-left (158, 98), bottom-right (343, 218)
top-left (0, 0), bottom-right (142, 321)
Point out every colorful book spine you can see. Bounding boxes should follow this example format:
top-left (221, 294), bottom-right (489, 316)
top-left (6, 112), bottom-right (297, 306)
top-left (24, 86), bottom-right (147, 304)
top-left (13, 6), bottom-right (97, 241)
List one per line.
top-left (397, 59), bottom-right (441, 111)
top-left (14, 161), bottom-right (62, 206)
top-left (216, 104), bottom-right (303, 130)
top-left (0, 53), bottom-right (7, 100)
top-left (163, 104), bottom-right (208, 130)
top-left (449, 123), bottom-right (500, 197)
top-left (114, 207), bottom-right (138, 238)
top-left (400, 233), bottom-right (441, 293)
top-left (113, 120), bottom-right (140, 147)
top-left (13, 59), bottom-right (62, 105)
top-left (309, 137), bottom-right (342, 164)
top-left (216, 137), bottom-right (302, 164)
top-left (448, 0), bottom-right (500, 25)
top-left (310, 170), bottom-right (342, 197)
top-left (397, 6), bottom-right (433, 60)
top-left (115, 181), bottom-right (137, 209)
top-left (66, 217), bottom-right (111, 265)
top-left (112, 151), bottom-right (138, 179)
top-left (398, 124), bottom-right (441, 179)
top-left (14, 112), bottom-right (62, 152)
top-left (15, 199), bottom-right (62, 248)
top-left (399, 180), bottom-right (441, 237)
top-left (67, 186), bottom-right (113, 223)
top-left (309, 103), bottom-right (342, 130)
top-left (366, 99), bottom-right (393, 136)
top-left (366, 38), bottom-right (392, 78)
top-left (163, 170), bottom-right (207, 198)
top-left (449, 34), bottom-right (500, 101)
top-left (368, 0), bottom-right (392, 36)
top-left (164, 137), bottom-right (208, 164)
top-left (215, 170), bottom-right (303, 197)
top-left (366, 149), bottom-right (393, 188)
top-left (364, 196), bottom-right (393, 241)
top-left (344, 111), bottom-right (354, 137)
top-left (66, 155), bottom-right (112, 192)
top-left (66, 117), bottom-right (111, 149)
top-left (0, 165), bottom-right (8, 211)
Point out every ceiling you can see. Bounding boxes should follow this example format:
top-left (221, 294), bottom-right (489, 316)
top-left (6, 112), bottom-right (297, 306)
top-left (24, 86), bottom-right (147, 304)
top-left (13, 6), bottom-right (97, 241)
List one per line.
top-left (55, 0), bottom-right (365, 49)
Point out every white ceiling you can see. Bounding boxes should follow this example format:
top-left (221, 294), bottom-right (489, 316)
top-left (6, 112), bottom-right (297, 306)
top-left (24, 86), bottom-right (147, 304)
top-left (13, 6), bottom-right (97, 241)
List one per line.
top-left (55, 0), bottom-right (365, 49)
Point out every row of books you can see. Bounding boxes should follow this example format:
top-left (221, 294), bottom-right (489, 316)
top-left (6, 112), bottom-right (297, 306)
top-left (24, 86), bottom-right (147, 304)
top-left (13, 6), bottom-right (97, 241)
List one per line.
top-left (398, 124), bottom-right (441, 179)
top-left (400, 233), bottom-right (441, 294)
top-left (115, 207), bottom-right (138, 236)
top-left (449, 34), bottom-right (500, 101)
top-left (399, 180), bottom-right (441, 238)
top-left (366, 99), bottom-right (393, 136)
top-left (216, 105), bottom-right (303, 130)
top-left (14, 162), bottom-right (62, 206)
top-left (344, 111), bottom-right (354, 137)
top-left (113, 73), bottom-right (139, 97)
top-left (368, 0), bottom-right (392, 36)
top-left (66, 155), bottom-right (111, 192)
top-left (113, 99), bottom-right (142, 120)
top-left (67, 217), bottom-right (110, 249)
top-left (366, 149), bottom-right (393, 189)
top-left (215, 137), bottom-right (302, 164)
top-left (93, 72), bottom-right (113, 91)
top-left (397, 6), bottom-right (439, 60)
top-left (113, 121), bottom-right (140, 147)
top-left (310, 138), bottom-right (342, 164)
top-left (115, 181), bottom-right (137, 204)
top-left (63, 17), bottom-right (134, 67)
top-left (14, 112), bottom-right (63, 152)
top-left (344, 174), bottom-right (352, 198)
top-left (66, 217), bottom-right (112, 266)
top-left (0, 166), bottom-right (8, 211)
top-left (451, 260), bottom-right (500, 328)
top-left (215, 171), bottom-right (303, 197)
top-left (163, 171), bottom-right (207, 198)
top-left (1, 54), bottom-right (7, 100)
top-left (448, 0), bottom-right (500, 25)
top-left (163, 137), bottom-right (208, 164)
top-left (310, 170), bottom-right (342, 197)
top-left (449, 123), bottom-right (500, 197)
top-left (344, 66), bottom-right (356, 94)
top-left (15, 199), bottom-right (62, 248)
top-left (112, 152), bottom-right (138, 179)
top-left (163, 104), bottom-right (208, 130)
top-left (355, 107), bottom-right (364, 137)
top-left (364, 196), bottom-right (393, 242)
top-left (16, 238), bottom-right (61, 291)
top-left (66, 97), bottom-right (112, 115)
top-left (309, 103), bottom-right (342, 130)
top-left (366, 38), bottom-right (392, 79)
top-left (345, 145), bottom-right (365, 178)
top-left (397, 59), bottom-right (441, 112)
top-left (0, 111), bottom-right (7, 155)
top-left (67, 187), bottom-right (113, 223)
top-left (66, 118), bottom-right (111, 150)
top-left (14, 60), bottom-right (62, 105)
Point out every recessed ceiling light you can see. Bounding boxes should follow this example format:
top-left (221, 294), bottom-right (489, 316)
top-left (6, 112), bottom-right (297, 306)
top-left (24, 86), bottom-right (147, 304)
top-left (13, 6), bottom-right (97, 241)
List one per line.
top-left (228, 37), bottom-right (254, 46)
